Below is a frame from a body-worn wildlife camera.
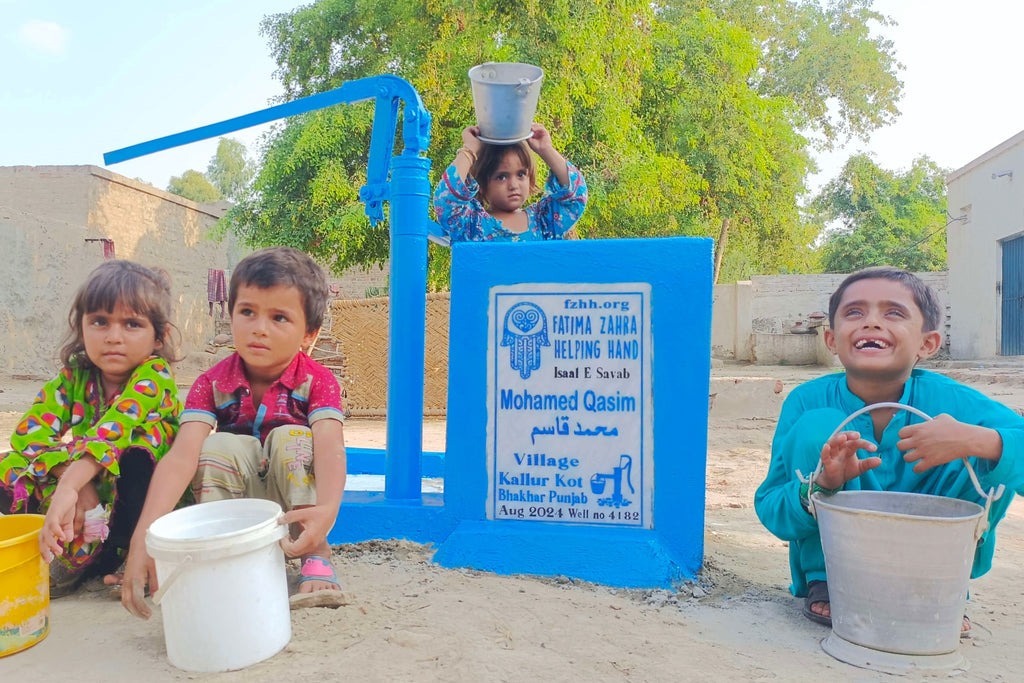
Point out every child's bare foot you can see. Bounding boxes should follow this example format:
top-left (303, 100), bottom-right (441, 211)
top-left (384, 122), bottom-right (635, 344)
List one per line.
top-left (297, 540), bottom-right (339, 593)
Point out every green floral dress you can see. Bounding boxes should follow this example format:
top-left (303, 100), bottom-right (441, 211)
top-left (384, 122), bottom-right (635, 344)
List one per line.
top-left (0, 355), bottom-right (181, 569)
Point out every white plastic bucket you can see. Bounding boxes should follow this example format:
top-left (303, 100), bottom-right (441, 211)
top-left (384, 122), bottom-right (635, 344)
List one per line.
top-left (469, 62), bottom-right (544, 144)
top-left (146, 498), bottom-right (291, 672)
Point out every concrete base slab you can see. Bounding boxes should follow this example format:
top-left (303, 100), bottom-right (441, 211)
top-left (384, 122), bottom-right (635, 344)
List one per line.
top-left (434, 520), bottom-right (700, 588)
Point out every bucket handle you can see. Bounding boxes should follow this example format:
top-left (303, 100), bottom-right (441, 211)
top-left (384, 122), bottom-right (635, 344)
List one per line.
top-left (149, 512), bottom-right (286, 605)
top-left (797, 402), bottom-right (1004, 533)
top-left (151, 553), bottom-right (192, 606)
top-left (515, 78), bottom-right (533, 97)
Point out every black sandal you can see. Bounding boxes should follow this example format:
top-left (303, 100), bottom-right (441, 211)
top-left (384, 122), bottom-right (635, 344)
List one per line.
top-left (802, 580), bottom-right (832, 626)
top-left (48, 560), bottom-right (83, 599)
top-left (801, 581), bottom-right (970, 635)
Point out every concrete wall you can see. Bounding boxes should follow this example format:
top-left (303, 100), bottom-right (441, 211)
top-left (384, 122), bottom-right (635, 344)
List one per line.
top-left (946, 130), bottom-right (1024, 359)
top-left (0, 165), bottom-right (396, 381)
top-left (713, 272), bottom-right (950, 364)
top-left (0, 165), bottom-right (236, 379)
top-left (710, 280), bottom-right (752, 360)
top-left (328, 265), bottom-right (389, 300)
top-left (749, 273), bottom-right (949, 335)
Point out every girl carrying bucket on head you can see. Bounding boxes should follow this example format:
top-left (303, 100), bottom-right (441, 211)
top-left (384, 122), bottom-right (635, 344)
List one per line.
top-left (433, 123), bottom-right (588, 242)
top-left (0, 260), bottom-right (182, 596)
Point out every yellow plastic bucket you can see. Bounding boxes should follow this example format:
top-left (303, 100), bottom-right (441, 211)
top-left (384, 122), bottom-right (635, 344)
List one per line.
top-left (0, 514), bottom-right (49, 657)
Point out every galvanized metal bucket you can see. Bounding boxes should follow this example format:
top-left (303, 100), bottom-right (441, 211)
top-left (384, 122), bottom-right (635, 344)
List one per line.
top-left (468, 62), bottom-right (543, 144)
top-left (802, 403), bottom-right (1003, 657)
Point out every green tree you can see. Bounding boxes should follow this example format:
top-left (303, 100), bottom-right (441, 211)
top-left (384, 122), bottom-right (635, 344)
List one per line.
top-left (235, 0), bottom-right (900, 284)
top-left (712, 0), bottom-right (903, 148)
top-left (167, 169), bottom-right (222, 203)
top-left (641, 5), bottom-right (820, 282)
top-left (812, 154), bottom-right (948, 273)
top-left (231, 106), bottom-right (382, 275)
top-left (207, 137), bottom-right (255, 202)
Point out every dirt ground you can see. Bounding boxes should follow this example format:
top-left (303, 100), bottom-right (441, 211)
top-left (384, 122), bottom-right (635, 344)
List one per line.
top-left (2, 361), bottom-right (1024, 681)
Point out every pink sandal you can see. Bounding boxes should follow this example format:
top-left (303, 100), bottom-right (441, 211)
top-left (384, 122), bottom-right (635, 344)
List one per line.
top-left (298, 555), bottom-right (340, 590)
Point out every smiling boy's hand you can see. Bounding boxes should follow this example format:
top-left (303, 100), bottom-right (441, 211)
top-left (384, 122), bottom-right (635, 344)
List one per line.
top-left (816, 430), bottom-right (880, 490)
top-left (898, 414), bottom-right (1003, 472)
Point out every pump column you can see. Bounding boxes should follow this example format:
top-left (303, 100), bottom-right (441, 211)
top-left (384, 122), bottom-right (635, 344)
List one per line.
top-left (385, 151), bottom-right (432, 500)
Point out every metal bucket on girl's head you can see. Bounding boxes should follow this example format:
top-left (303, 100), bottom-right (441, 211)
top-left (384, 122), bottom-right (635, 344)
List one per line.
top-left (801, 402), bottom-right (1003, 674)
top-left (469, 62), bottom-right (544, 144)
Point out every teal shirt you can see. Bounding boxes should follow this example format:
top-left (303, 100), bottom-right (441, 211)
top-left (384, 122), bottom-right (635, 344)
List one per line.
top-left (754, 369), bottom-right (1024, 596)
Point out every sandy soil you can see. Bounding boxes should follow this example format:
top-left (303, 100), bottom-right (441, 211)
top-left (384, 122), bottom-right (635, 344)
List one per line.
top-left (3, 362), bottom-right (1024, 681)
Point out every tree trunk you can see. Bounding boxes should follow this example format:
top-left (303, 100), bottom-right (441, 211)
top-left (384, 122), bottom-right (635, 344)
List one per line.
top-left (713, 217), bottom-right (730, 284)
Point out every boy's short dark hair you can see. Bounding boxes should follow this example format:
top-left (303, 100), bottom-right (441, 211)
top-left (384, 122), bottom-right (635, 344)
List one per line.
top-left (828, 266), bottom-right (942, 332)
top-left (228, 246), bottom-right (328, 333)
top-left (473, 141), bottom-right (538, 207)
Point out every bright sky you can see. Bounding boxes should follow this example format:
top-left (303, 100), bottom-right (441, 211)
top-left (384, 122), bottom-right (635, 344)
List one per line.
top-left (1, 0), bottom-right (296, 189)
top-left (2, 0), bottom-right (1022, 194)
top-left (811, 0), bottom-right (1024, 190)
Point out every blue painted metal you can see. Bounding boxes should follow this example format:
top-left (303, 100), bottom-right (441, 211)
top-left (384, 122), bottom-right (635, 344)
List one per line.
top-left (345, 448), bottom-right (445, 478)
top-left (1002, 235), bottom-right (1024, 356)
top-left (105, 75), bottom-right (450, 539)
top-left (385, 153), bottom-right (432, 500)
top-left (103, 75), bottom-right (431, 226)
top-left (435, 237), bottom-right (713, 588)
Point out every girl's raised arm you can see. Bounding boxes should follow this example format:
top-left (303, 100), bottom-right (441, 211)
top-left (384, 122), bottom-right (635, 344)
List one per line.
top-left (527, 123), bottom-right (569, 187)
top-left (452, 125), bottom-right (484, 179)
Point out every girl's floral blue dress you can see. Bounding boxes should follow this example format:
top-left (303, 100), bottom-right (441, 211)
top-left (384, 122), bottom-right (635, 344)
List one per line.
top-left (433, 163), bottom-right (588, 242)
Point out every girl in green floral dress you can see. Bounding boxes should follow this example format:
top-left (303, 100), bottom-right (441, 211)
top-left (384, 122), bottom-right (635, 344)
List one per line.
top-left (1, 260), bottom-right (182, 594)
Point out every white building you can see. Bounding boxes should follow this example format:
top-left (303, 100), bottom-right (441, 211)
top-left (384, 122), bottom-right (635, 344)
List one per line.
top-left (946, 130), bottom-right (1024, 359)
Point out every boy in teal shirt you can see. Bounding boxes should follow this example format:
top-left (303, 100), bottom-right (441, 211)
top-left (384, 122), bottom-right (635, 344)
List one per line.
top-left (755, 267), bottom-right (1024, 633)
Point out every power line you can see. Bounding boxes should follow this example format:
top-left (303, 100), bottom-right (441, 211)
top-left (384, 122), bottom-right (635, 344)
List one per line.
top-left (863, 212), bottom-right (966, 268)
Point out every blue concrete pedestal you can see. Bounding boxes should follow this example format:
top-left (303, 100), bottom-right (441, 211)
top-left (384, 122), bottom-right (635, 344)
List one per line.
top-left (433, 521), bottom-right (702, 588)
top-left (330, 491), bottom-right (456, 544)
top-left (435, 237), bottom-right (713, 588)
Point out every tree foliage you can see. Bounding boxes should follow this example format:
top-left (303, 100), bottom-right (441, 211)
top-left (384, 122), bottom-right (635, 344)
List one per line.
top-left (167, 169), bottom-right (222, 203)
top-left (641, 5), bottom-right (820, 280)
top-left (812, 154), bottom-right (948, 273)
top-left (233, 0), bottom-right (902, 284)
top-left (713, 0), bottom-right (903, 148)
top-left (166, 137), bottom-right (254, 205)
top-left (207, 137), bottom-right (255, 202)
top-left (231, 106), bottom-right (383, 273)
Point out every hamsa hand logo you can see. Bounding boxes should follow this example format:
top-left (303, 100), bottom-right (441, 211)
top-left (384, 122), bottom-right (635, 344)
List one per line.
top-left (501, 302), bottom-right (549, 379)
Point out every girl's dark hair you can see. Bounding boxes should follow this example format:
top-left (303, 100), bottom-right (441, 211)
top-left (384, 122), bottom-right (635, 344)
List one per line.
top-left (828, 266), bottom-right (942, 332)
top-left (60, 260), bottom-right (180, 369)
top-left (473, 141), bottom-right (538, 209)
top-left (228, 246), bottom-right (328, 333)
